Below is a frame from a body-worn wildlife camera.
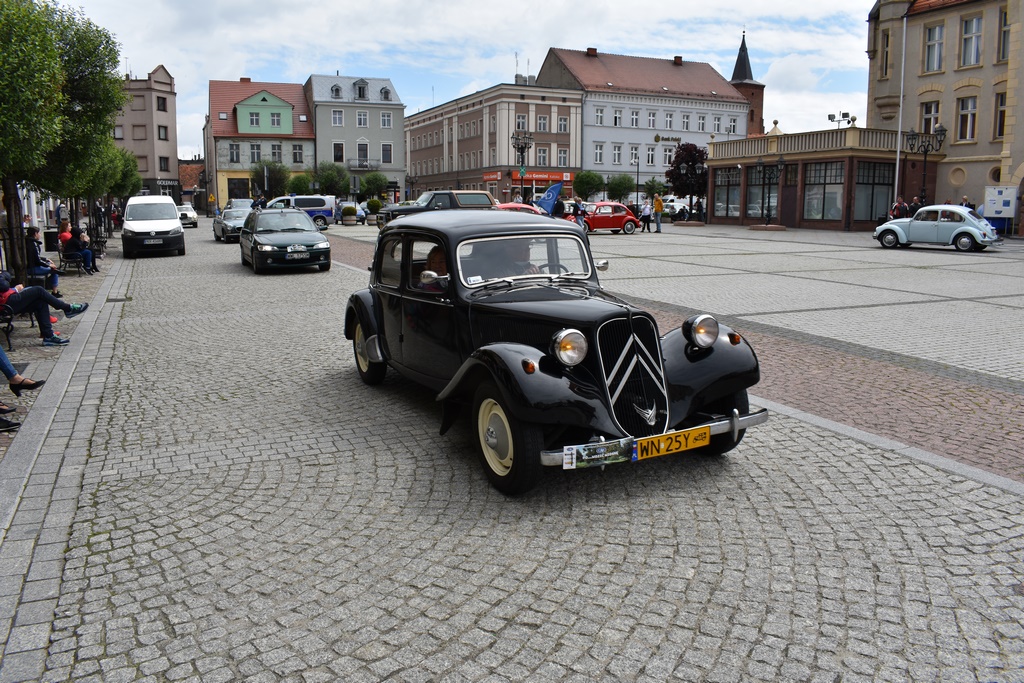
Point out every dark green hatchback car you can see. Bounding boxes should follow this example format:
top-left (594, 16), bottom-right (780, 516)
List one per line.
top-left (239, 208), bottom-right (332, 273)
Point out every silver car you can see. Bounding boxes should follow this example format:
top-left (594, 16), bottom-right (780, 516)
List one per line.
top-left (212, 208), bottom-right (251, 242)
top-left (874, 204), bottom-right (1004, 252)
top-left (177, 204), bottom-right (199, 228)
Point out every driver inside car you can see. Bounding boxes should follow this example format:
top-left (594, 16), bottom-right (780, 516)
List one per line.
top-left (502, 239), bottom-right (540, 275)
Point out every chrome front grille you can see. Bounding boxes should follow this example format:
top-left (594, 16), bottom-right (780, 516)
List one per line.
top-left (596, 317), bottom-right (668, 437)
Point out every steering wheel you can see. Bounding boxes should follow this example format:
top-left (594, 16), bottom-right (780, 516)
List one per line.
top-left (537, 262), bottom-right (569, 274)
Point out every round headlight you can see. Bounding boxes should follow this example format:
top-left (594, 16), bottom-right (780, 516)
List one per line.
top-left (552, 329), bottom-right (588, 366)
top-left (683, 314), bottom-right (719, 349)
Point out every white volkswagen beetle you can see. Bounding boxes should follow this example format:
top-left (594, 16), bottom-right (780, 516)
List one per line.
top-left (874, 204), bottom-right (1003, 252)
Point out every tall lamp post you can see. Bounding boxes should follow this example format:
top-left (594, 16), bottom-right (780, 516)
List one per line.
top-left (756, 156), bottom-right (786, 226)
top-left (406, 175), bottom-right (418, 200)
top-left (634, 147), bottom-right (641, 206)
top-left (903, 124), bottom-right (946, 205)
top-left (510, 132), bottom-right (533, 201)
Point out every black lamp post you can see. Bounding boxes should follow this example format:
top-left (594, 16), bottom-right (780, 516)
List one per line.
top-left (634, 147), bottom-right (641, 206)
top-left (903, 124), bottom-right (946, 205)
top-left (510, 132), bottom-right (533, 201)
top-left (755, 156), bottom-right (786, 225)
top-left (681, 161), bottom-right (708, 219)
top-left (406, 175), bottom-right (418, 200)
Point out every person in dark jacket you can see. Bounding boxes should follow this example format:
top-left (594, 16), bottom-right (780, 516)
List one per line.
top-left (65, 227), bottom-right (99, 274)
top-left (24, 226), bottom-right (63, 296)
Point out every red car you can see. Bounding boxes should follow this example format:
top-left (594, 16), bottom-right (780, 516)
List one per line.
top-left (583, 202), bottom-right (638, 234)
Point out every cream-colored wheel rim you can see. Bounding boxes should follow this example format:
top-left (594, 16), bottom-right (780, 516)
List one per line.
top-left (478, 398), bottom-right (513, 476)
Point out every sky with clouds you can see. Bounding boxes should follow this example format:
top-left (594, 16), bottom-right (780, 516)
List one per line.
top-left (70, 0), bottom-right (876, 160)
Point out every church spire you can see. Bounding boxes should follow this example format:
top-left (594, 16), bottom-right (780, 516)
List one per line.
top-left (731, 31), bottom-right (757, 83)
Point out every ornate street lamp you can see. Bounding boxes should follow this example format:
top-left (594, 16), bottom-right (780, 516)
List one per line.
top-left (755, 156), bottom-right (786, 225)
top-left (510, 132), bottom-right (534, 201)
top-left (903, 124), bottom-right (946, 205)
top-left (406, 175), bottom-right (418, 200)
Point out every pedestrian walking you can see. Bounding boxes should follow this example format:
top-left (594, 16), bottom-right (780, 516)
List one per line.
top-left (574, 197), bottom-right (587, 230)
top-left (653, 194), bottom-right (663, 232)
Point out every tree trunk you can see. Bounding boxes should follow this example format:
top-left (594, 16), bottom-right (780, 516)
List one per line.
top-left (0, 176), bottom-right (28, 282)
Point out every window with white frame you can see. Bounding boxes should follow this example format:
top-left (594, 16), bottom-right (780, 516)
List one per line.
top-left (557, 148), bottom-right (568, 167)
top-left (357, 111), bottom-right (368, 127)
top-left (613, 110), bottom-right (622, 126)
top-left (612, 145), bottom-right (621, 164)
top-left (381, 112), bottom-right (392, 128)
top-left (925, 24), bottom-right (944, 72)
top-left (332, 110), bottom-right (344, 126)
top-left (595, 108), bottom-right (604, 125)
top-left (537, 147), bottom-right (548, 166)
top-left (249, 112), bottom-right (259, 127)
top-left (646, 147), bottom-right (655, 165)
top-left (271, 143), bottom-right (282, 162)
top-left (960, 16), bottom-right (981, 67)
top-left (293, 145), bottom-right (303, 164)
top-left (229, 143), bottom-right (240, 163)
top-left (697, 115), bottom-right (706, 132)
top-left (271, 113), bottom-right (281, 127)
top-left (629, 146), bottom-right (638, 165)
top-left (681, 114), bottom-right (690, 131)
top-left (648, 111), bottom-right (657, 128)
top-left (558, 116), bottom-right (568, 133)
top-left (998, 7), bottom-right (1010, 62)
top-left (922, 101), bottom-right (940, 133)
top-left (995, 92), bottom-right (1007, 138)
top-left (537, 115), bottom-right (548, 132)
top-left (880, 29), bottom-right (890, 78)
top-left (663, 147), bottom-right (673, 166)
top-left (630, 110), bottom-right (639, 127)
top-left (250, 143), bottom-right (261, 163)
top-left (957, 96), bottom-right (977, 140)
top-left (516, 114), bottom-right (527, 130)
top-left (594, 144), bottom-right (604, 164)
top-left (713, 116), bottom-right (721, 133)
top-left (665, 112), bottom-right (673, 129)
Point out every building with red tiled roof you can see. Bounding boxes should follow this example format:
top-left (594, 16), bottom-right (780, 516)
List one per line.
top-left (203, 78), bottom-right (315, 208)
top-left (866, 0), bottom-right (1021, 215)
top-left (535, 45), bottom-right (759, 199)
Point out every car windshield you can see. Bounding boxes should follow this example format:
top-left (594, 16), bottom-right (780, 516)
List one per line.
top-left (411, 193), bottom-right (433, 207)
top-left (257, 213), bottom-right (316, 232)
top-left (223, 209), bottom-right (249, 220)
top-left (456, 235), bottom-right (591, 286)
top-left (125, 203), bottom-right (178, 220)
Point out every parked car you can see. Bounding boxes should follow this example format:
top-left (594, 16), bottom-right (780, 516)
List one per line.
top-left (239, 208), bottom-right (331, 273)
top-left (381, 190), bottom-right (498, 224)
top-left (225, 198), bottom-right (255, 210)
top-left (874, 204), bottom-right (1004, 252)
top-left (121, 195), bottom-right (185, 259)
top-left (583, 201), bottom-right (639, 234)
top-left (177, 203), bottom-right (198, 228)
top-left (265, 195), bottom-right (335, 228)
top-left (212, 208), bottom-right (251, 242)
top-left (335, 201), bottom-right (366, 224)
top-left (344, 211), bottom-right (767, 495)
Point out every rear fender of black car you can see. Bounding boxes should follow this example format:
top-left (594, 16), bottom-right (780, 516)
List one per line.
top-left (660, 326), bottom-right (761, 427)
top-left (436, 343), bottom-right (621, 437)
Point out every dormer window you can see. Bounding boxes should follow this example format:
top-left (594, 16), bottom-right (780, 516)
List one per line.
top-left (381, 87), bottom-right (391, 101)
top-left (355, 79), bottom-right (368, 100)
top-left (331, 85), bottom-right (341, 99)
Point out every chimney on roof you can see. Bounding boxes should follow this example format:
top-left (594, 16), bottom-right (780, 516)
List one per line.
top-left (586, 47), bottom-right (597, 57)
top-left (240, 77), bottom-right (251, 83)
top-left (673, 56), bottom-right (682, 66)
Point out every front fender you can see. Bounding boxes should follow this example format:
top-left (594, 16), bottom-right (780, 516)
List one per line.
top-left (436, 343), bottom-right (621, 437)
top-left (661, 326), bottom-right (760, 427)
top-left (344, 290), bottom-right (378, 341)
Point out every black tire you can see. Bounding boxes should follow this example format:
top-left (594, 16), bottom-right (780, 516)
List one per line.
top-left (878, 230), bottom-right (900, 248)
top-left (973, 244), bottom-right (987, 252)
top-left (622, 221), bottom-right (637, 235)
top-left (954, 234), bottom-right (976, 252)
top-left (177, 247), bottom-right (186, 256)
top-left (240, 249), bottom-right (247, 267)
top-left (473, 380), bottom-right (543, 495)
top-left (353, 320), bottom-right (386, 385)
top-left (702, 390), bottom-right (750, 456)
top-left (319, 262), bottom-right (331, 271)
top-left (313, 216), bottom-right (328, 228)
top-left (214, 231), bottom-right (222, 242)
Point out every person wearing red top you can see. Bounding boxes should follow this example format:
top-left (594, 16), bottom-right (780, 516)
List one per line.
top-left (58, 219), bottom-right (72, 246)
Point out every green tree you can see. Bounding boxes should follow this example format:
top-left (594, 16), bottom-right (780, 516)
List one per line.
top-left (360, 171), bottom-right (390, 200)
top-left (310, 161), bottom-right (349, 197)
top-left (109, 147), bottom-right (142, 199)
top-left (665, 143), bottom-right (709, 214)
top-left (288, 174), bottom-right (311, 195)
top-left (250, 161), bottom-right (289, 198)
top-left (573, 171), bottom-right (604, 201)
top-left (606, 174), bottom-right (635, 203)
top-left (644, 177), bottom-right (667, 200)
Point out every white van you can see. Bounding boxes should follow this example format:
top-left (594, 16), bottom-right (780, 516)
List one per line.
top-left (121, 195), bottom-right (185, 258)
top-left (266, 195), bottom-right (335, 228)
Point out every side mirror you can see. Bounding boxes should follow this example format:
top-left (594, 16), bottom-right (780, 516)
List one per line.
top-left (594, 259), bottom-right (609, 272)
top-left (419, 270), bottom-right (449, 287)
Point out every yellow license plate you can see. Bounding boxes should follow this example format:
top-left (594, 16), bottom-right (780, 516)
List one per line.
top-left (632, 426), bottom-right (711, 461)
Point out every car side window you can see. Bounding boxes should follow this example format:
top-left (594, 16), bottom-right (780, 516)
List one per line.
top-left (432, 195), bottom-right (452, 209)
top-left (919, 210), bottom-right (939, 222)
top-left (379, 237), bottom-right (402, 287)
top-left (409, 239), bottom-right (447, 292)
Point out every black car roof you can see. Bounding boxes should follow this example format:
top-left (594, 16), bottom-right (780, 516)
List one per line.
top-left (382, 209), bottom-right (586, 240)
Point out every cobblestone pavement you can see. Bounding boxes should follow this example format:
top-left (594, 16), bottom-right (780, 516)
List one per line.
top-left (0, 220), bottom-right (1023, 682)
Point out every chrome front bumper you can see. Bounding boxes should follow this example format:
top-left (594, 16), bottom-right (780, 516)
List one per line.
top-left (540, 408), bottom-right (769, 469)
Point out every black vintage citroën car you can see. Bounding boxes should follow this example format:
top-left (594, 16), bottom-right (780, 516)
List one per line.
top-left (345, 210), bottom-right (767, 494)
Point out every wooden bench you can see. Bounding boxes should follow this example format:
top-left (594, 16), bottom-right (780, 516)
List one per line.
top-left (57, 242), bottom-right (85, 275)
